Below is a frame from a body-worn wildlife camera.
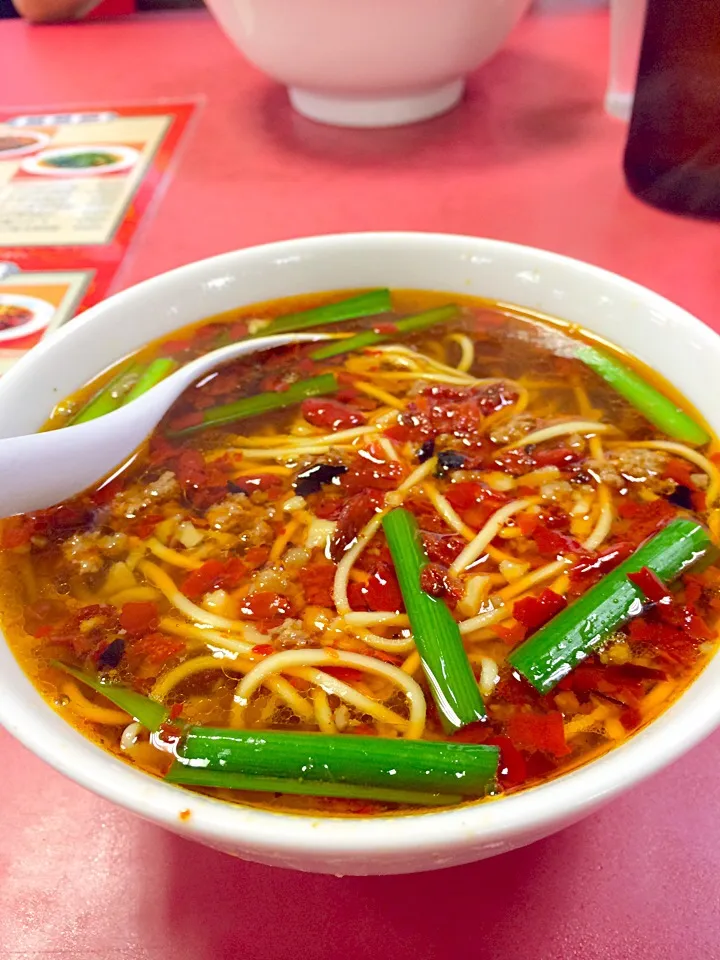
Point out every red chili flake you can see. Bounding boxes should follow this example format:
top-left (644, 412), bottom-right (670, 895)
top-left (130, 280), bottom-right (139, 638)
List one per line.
top-left (180, 558), bottom-right (247, 600)
top-left (169, 411), bottom-right (204, 432)
top-left (330, 489), bottom-right (384, 561)
top-left (507, 711), bottom-right (571, 758)
top-left (297, 563), bottom-right (336, 607)
top-left (516, 513), bottom-right (539, 538)
top-left (251, 644), bottom-right (275, 656)
top-left (620, 705), bottom-right (642, 730)
top-left (244, 545), bottom-right (270, 570)
top-left (627, 567), bottom-right (672, 604)
top-left (228, 474), bottom-right (283, 495)
top-left (119, 601), bottom-right (159, 635)
top-left (532, 524), bottom-right (589, 561)
top-left (127, 513), bottom-right (164, 540)
top-left (531, 446), bottom-right (580, 469)
top-left (628, 617), bottom-right (699, 661)
top-left (570, 542), bottom-right (632, 584)
top-left (489, 734), bottom-right (528, 787)
top-left (34, 625), bottom-right (54, 639)
top-left (421, 531), bottom-right (467, 565)
top-left (663, 458), bottom-right (697, 490)
top-left (340, 453), bottom-right (405, 495)
top-left (240, 591), bottom-right (293, 623)
top-left (31, 504), bottom-right (94, 543)
top-left (444, 482), bottom-right (508, 529)
top-left (131, 632), bottom-right (185, 665)
top-left (169, 703), bottom-right (184, 721)
top-left (322, 666), bottom-right (364, 683)
top-left (1, 521), bottom-right (34, 549)
top-left (161, 339), bottom-right (193, 354)
top-left (300, 397), bottom-right (366, 431)
top-left (513, 589), bottom-right (568, 632)
top-left (372, 322), bottom-right (400, 335)
top-left (357, 647), bottom-right (403, 666)
top-left (351, 724), bottom-right (376, 737)
top-left (617, 497), bottom-right (676, 546)
top-left (494, 621), bottom-right (528, 646)
top-left (354, 561), bottom-right (405, 612)
top-left (419, 563), bottom-right (462, 608)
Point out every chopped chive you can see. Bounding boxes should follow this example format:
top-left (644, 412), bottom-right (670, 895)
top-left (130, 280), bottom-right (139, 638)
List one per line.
top-left (168, 373), bottom-right (338, 437)
top-left (263, 289), bottom-right (393, 336)
top-left (311, 305), bottom-right (460, 362)
top-left (70, 361), bottom-right (142, 425)
top-left (576, 345), bottom-right (710, 446)
top-left (165, 767), bottom-right (463, 807)
top-left (122, 358), bottom-right (178, 405)
top-left (174, 727), bottom-right (498, 795)
top-left (508, 518), bottom-right (714, 694)
top-left (53, 661), bottom-right (168, 731)
top-left (382, 508), bottom-right (486, 733)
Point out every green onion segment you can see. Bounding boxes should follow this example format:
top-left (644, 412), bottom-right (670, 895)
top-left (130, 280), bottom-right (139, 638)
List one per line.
top-left (170, 727), bottom-right (498, 799)
top-left (169, 373), bottom-right (338, 437)
top-left (53, 661), bottom-right (169, 731)
top-left (508, 518), bottom-right (714, 694)
top-left (382, 508), bottom-right (487, 732)
top-left (576, 344), bottom-right (710, 446)
top-left (263, 289), bottom-right (393, 335)
top-left (311, 305), bottom-right (459, 361)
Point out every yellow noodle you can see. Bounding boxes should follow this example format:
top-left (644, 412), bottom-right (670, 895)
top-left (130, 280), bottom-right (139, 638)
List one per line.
top-left (269, 518), bottom-right (302, 563)
top-left (288, 666), bottom-right (408, 729)
top-left (564, 704), bottom-right (610, 739)
top-left (378, 437), bottom-right (400, 462)
top-left (458, 602), bottom-right (509, 635)
top-left (640, 680), bottom-right (674, 716)
top-left (352, 380), bottom-right (406, 410)
top-left (450, 499), bottom-right (539, 576)
top-left (499, 420), bottom-right (615, 452)
top-left (232, 649), bottom-right (426, 738)
top-left (151, 652), bottom-right (314, 722)
top-left (401, 650), bottom-right (422, 675)
top-left (583, 484), bottom-right (614, 552)
top-left (61, 680), bottom-right (130, 726)
top-left (311, 687), bottom-right (337, 734)
top-left (158, 616), bottom-right (256, 655)
top-left (147, 537), bottom-right (203, 571)
top-left (108, 586), bottom-right (161, 606)
top-left (140, 560), bottom-right (247, 632)
top-left (234, 444), bottom-right (355, 460)
top-left (231, 425), bottom-right (376, 449)
top-left (343, 611), bottom-right (410, 628)
top-left (495, 559), bottom-right (569, 602)
top-left (445, 333), bottom-right (475, 372)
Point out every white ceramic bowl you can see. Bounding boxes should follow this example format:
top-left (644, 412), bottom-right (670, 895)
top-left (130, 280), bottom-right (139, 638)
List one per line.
top-left (0, 233), bottom-right (718, 876)
top-left (204, 0), bottom-right (532, 127)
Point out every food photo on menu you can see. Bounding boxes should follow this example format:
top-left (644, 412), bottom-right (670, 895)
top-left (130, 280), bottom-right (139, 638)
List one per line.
top-left (1, 0), bottom-right (720, 958)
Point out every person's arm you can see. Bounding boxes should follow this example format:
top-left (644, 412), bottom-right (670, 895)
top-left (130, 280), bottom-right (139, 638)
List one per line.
top-left (12, 0), bottom-right (103, 22)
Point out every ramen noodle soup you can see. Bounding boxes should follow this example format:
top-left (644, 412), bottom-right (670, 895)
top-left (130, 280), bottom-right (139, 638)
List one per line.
top-left (1, 289), bottom-right (718, 816)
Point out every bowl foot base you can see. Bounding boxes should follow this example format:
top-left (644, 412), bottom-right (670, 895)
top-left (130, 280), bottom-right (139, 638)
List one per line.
top-left (288, 79), bottom-right (465, 128)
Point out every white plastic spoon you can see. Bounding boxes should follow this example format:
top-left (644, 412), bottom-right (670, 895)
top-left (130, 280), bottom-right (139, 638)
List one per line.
top-left (0, 332), bottom-right (331, 518)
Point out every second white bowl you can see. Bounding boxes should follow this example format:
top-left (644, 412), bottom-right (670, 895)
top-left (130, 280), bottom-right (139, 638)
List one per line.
top-left (204, 0), bottom-right (532, 127)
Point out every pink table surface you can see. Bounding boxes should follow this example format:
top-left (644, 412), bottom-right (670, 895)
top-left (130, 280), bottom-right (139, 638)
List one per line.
top-left (3, 9), bottom-right (720, 960)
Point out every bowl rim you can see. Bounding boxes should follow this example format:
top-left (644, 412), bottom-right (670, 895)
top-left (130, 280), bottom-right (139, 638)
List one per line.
top-left (1, 231), bottom-right (719, 867)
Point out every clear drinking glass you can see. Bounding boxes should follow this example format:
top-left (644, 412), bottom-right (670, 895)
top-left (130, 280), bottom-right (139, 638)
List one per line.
top-left (605, 0), bottom-right (648, 120)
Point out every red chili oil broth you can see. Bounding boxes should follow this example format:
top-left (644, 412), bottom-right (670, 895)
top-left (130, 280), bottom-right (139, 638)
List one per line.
top-left (0, 288), bottom-right (718, 818)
